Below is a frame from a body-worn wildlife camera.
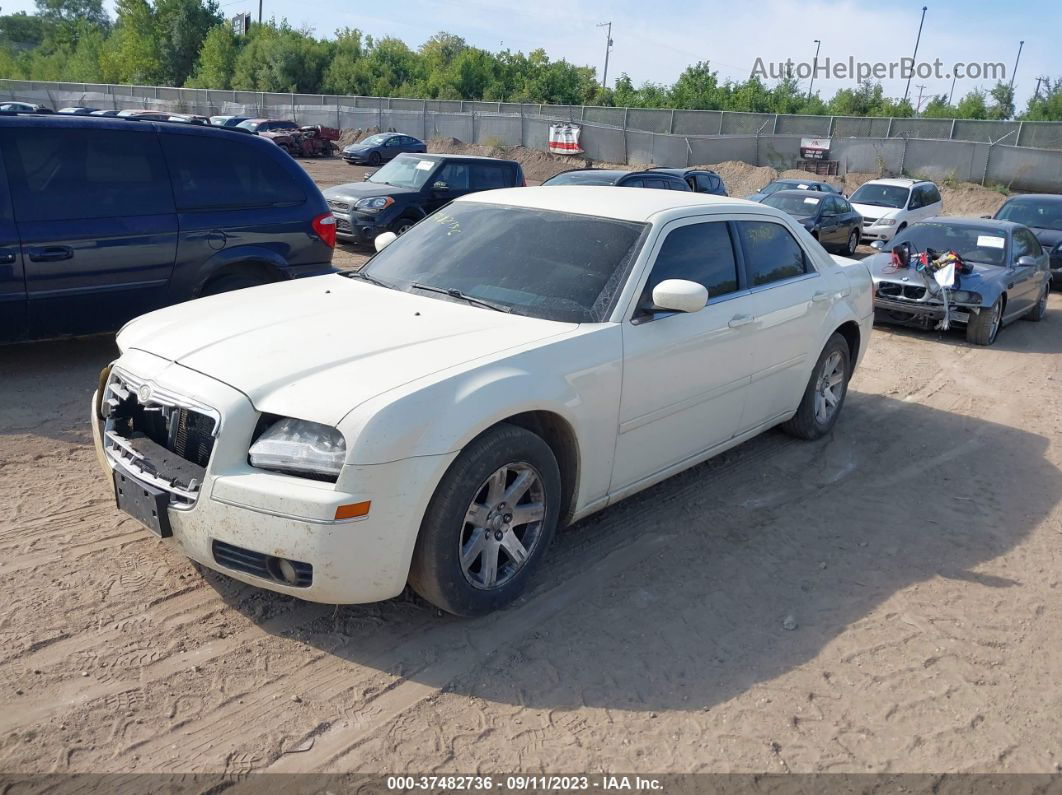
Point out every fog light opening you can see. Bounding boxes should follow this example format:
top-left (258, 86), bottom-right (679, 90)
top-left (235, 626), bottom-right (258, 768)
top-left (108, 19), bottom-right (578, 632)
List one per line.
top-left (268, 556), bottom-right (299, 586)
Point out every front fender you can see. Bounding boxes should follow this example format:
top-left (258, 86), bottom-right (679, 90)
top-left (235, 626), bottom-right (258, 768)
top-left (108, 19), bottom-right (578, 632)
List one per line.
top-left (339, 326), bottom-right (623, 512)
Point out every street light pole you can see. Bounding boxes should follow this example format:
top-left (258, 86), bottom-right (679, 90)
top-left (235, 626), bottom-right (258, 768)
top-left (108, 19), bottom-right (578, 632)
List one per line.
top-left (258, 0), bottom-right (262, 24)
top-left (1009, 40), bottom-right (1024, 91)
top-left (597, 22), bottom-right (613, 89)
top-left (902, 5), bottom-right (928, 103)
top-left (806, 39), bottom-right (821, 101)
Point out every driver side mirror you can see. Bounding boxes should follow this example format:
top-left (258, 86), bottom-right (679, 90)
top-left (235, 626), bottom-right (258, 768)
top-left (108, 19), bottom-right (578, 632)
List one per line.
top-left (651, 279), bottom-right (708, 314)
top-left (374, 231), bottom-right (397, 252)
top-left (1016, 255), bottom-right (1038, 268)
top-left (432, 181), bottom-right (449, 192)
top-left (870, 240), bottom-right (885, 250)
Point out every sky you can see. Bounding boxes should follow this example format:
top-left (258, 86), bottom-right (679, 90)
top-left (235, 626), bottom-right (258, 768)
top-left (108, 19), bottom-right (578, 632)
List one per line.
top-left (7, 0), bottom-right (1059, 111)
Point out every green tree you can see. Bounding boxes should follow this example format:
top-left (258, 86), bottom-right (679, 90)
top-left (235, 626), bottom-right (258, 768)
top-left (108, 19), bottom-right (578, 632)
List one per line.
top-left (155, 0), bottom-right (221, 86)
top-left (955, 88), bottom-right (989, 119)
top-left (186, 22), bottom-right (237, 88)
top-left (100, 0), bottom-right (161, 83)
top-left (1021, 77), bottom-right (1062, 121)
top-left (34, 0), bottom-right (108, 28)
top-left (988, 80), bottom-right (1015, 120)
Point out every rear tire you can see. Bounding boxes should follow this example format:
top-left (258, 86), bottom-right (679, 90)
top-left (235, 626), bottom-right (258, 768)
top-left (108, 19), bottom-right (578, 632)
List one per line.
top-left (391, 217), bottom-right (417, 236)
top-left (200, 272), bottom-right (271, 297)
top-left (408, 424), bottom-right (561, 617)
top-left (966, 297), bottom-right (1003, 345)
top-left (845, 228), bottom-right (859, 256)
top-left (369, 151), bottom-right (382, 166)
top-left (1023, 283), bottom-right (1048, 322)
top-left (780, 333), bottom-right (851, 440)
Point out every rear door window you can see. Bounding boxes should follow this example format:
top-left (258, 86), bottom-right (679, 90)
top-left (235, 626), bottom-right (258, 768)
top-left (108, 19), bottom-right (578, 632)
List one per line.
top-left (2, 127), bottom-right (174, 220)
top-left (161, 133), bottom-right (306, 210)
top-left (435, 162), bottom-right (470, 190)
top-left (470, 163), bottom-right (512, 190)
top-left (736, 221), bottom-right (809, 286)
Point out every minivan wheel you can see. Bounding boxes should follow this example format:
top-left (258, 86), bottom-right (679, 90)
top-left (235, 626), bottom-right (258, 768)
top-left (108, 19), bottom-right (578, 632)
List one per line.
top-left (408, 423), bottom-right (561, 617)
top-left (780, 333), bottom-right (851, 441)
top-left (200, 272), bottom-right (271, 296)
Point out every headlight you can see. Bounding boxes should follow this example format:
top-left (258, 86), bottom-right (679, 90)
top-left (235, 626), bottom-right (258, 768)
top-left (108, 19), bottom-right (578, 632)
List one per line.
top-left (248, 418), bottom-right (346, 479)
top-left (949, 290), bottom-right (982, 305)
top-left (354, 196), bottom-right (394, 212)
top-left (877, 218), bottom-right (897, 226)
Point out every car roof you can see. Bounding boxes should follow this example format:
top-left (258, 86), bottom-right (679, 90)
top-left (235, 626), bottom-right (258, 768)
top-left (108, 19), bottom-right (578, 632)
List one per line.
top-left (1001, 193), bottom-right (1062, 204)
top-left (768, 189), bottom-right (830, 199)
top-left (454, 185), bottom-right (767, 222)
top-left (395, 152), bottom-right (519, 164)
top-left (861, 177), bottom-right (930, 187)
top-left (0, 111), bottom-right (276, 138)
top-left (648, 167), bottom-right (718, 176)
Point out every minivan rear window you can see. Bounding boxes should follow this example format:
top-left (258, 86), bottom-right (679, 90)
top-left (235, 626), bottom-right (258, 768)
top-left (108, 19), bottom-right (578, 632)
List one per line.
top-left (2, 128), bottom-right (174, 221)
top-left (161, 134), bottom-right (306, 210)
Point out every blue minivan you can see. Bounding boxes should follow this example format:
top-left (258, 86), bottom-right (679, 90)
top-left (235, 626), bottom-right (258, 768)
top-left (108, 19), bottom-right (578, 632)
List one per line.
top-left (0, 113), bottom-right (336, 343)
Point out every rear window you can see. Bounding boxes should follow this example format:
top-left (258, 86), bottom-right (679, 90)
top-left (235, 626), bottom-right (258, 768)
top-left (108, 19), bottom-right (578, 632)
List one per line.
top-left (161, 133), bottom-right (306, 210)
top-left (470, 163), bottom-right (513, 190)
top-left (544, 171), bottom-right (621, 186)
top-left (2, 127), bottom-right (174, 221)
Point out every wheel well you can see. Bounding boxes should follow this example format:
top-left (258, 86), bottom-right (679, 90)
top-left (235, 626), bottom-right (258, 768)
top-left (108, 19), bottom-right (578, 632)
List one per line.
top-left (498, 411), bottom-right (580, 527)
top-left (199, 262), bottom-right (281, 295)
top-left (835, 320), bottom-right (861, 363)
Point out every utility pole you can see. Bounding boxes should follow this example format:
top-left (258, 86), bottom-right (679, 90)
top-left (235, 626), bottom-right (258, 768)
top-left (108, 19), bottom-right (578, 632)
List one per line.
top-left (597, 22), bottom-right (613, 89)
top-left (257, 0), bottom-right (262, 23)
top-left (915, 84), bottom-right (926, 113)
top-left (902, 5), bottom-right (928, 103)
top-left (948, 72), bottom-right (957, 105)
top-left (1032, 76), bottom-right (1044, 102)
top-left (806, 39), bottom-right (821, 101)
top-left (1009, 40), bottom-right (1024, 91)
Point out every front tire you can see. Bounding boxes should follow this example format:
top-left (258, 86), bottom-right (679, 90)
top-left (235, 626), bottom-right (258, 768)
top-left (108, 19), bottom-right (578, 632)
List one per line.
top-left (391, 217), bottom-right (416, 236)
top-left (780, 333), bottom-right (851, 440)
top-left (845, 228), bottom-right (859, 256)
top-left (369, 151), bottom-right (382, 166)
top-left (408, 424), bottom-right (561, 616)
top-left (966, 297), bottom-right (1003, 345)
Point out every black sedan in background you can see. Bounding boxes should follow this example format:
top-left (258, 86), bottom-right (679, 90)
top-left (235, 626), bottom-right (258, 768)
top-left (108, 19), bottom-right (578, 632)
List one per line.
top-left (648, 167), bottom-right (728, 195)
top-left (746, 178), bottom-right (843, 202)
top-left (993, 194), bottom-right (1062, 286)
top-left (763, 189), bottom-right (863, 255)
top-left (342, 133), bottom-right (427, 165)
top-left (542, 168), bottom-right (691, 191)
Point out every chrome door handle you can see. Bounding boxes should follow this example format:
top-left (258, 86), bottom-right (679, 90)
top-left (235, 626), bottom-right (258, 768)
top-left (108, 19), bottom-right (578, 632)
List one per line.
top-left (812, 291), bottom-right (831, 303)
top-left (728, 314), bottom-right (754, 328)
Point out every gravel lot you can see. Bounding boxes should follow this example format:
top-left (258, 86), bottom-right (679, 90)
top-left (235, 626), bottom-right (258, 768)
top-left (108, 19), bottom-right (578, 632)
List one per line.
top-left (1, 156), bottom-right (1061, 775)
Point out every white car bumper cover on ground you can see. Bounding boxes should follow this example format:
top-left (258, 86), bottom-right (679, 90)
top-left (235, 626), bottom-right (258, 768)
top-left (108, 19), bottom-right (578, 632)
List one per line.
top-left (92, 349), bottom-right (457, 604)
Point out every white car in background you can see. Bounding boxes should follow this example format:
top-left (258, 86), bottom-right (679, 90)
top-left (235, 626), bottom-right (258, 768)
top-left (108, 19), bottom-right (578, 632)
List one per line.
top-left (92, 188), bottom-right (873, 616)
top-left (851, 178), bottom-right (943, 244)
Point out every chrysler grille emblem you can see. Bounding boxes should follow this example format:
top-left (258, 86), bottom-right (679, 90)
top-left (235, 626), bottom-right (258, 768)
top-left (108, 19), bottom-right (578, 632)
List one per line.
top-left (137, 384), bottom-right (152, 402)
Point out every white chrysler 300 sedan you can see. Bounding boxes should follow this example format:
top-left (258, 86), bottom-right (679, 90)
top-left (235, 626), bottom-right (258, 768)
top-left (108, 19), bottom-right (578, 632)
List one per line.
top-left (92, 187), bottom-right (873, 615)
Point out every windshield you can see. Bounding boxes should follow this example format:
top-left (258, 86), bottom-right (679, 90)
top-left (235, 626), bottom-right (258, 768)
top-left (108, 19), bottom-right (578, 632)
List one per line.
top-left (758, 181), bottom-right (805, 197)
top-left (851, 183), bottom-right (910, 209)
top-left (236, 120), bottom-right (260, 132)
top-left (995, 200), bottom-right (1062, 232)
top-left (366, 156), bottom-right (438, 189)
top-left (890, 222), bottom-right (1008, 267)
top-left (358, 134), bottom-right (389, 146)
top-left (543, 171), bottom-right (620, 186)
top-left (763, 193), bottom-right (822, 216)
top-left (356, 203), bottom-right (647, 322)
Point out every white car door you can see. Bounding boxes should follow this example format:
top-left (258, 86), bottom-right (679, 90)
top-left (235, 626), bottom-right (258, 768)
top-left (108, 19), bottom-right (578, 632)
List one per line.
top-left (611, 218), bottom-right (752, 492)
top-left (729, 219), bottom-right (836, 430)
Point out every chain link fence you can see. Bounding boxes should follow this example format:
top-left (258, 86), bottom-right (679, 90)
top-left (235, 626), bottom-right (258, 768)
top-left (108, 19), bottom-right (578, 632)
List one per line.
top-left (3, 80), bottom-right (1061, 192)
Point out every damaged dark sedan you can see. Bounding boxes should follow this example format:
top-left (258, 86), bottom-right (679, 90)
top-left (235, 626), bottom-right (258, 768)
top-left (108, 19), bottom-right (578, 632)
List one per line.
top-left (867, 218), bottom-right (1051, 346)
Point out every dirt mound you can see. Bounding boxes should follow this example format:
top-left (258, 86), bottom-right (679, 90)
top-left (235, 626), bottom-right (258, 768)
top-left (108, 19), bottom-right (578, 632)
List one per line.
top-left (337, 127), bottom-right (381, 147)
top-left (698, 161), bottom-right (778, 198)
top-left (426, 138), bottom-right (627, 183)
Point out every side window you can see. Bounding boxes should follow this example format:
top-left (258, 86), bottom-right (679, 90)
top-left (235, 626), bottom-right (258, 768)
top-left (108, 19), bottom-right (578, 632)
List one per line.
top-left (644, 178), bottom-right (670, 190)
top-left (1013, 229), bottom-right (1041, 258)
top-left (737, 221), bottom-right (808, 287)
top-left (470, 164), bottom-right (511, 190)
top-left (3, 128), bottom-right (174, 220)
top-left (622, 177), bottom-right (645, 188)
top-left (909, 187), bottom-right (924, 209)
top-left (161, 133), bottom-right (306, 210)
top-left (643, 221), bottom-right (739, 303)
top-left (435, 162), bottom-right (470, 190)
top-left (926, 185), bottom-right (941, 205)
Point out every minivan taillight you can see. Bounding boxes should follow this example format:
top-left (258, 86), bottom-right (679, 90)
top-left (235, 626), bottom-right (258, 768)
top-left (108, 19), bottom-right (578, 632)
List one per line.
top-left (312, 212), bottom-right (337, 249)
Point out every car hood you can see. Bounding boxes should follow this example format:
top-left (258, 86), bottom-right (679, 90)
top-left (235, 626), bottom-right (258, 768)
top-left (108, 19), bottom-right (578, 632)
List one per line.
top-left (864, 252), bottom-right (1008, 290)
top-left (1028, 227), bottom-right (1062, 251)
top-left (324, 182), bottom-right (421, 202)
top-left (851, 203), bottom-right (899, 220)
top-left (118, 275), bottom-right (576, 427)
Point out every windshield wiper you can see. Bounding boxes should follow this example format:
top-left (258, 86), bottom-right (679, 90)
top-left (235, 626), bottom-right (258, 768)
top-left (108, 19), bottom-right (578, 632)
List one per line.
top-left (343, 270), bottom-right (393, 288)
top-left (410, 282), bottom-right (511, 313)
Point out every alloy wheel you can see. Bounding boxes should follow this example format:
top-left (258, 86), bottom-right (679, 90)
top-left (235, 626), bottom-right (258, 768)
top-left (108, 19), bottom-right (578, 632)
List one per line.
top-left (814, 351), bottom-right (845, 424)
top-left (459, 463), bottom-right (546, 590)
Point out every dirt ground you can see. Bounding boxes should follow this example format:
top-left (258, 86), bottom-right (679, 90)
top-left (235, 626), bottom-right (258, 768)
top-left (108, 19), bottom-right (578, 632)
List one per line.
top-left (2, 154), bottom-right (1061, 776)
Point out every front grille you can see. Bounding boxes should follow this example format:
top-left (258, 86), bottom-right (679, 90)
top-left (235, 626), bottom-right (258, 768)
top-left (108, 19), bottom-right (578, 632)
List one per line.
top-left (101, 370), bottom-right (219, 507)
top-left (877, 282), bottom-right (927, 300)
top-left (212, 540), bottom-right (313, 587)
top-left (328, 199), bottom-right (349, 212)
top-left (862, 218), bottom-right (878, 227)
